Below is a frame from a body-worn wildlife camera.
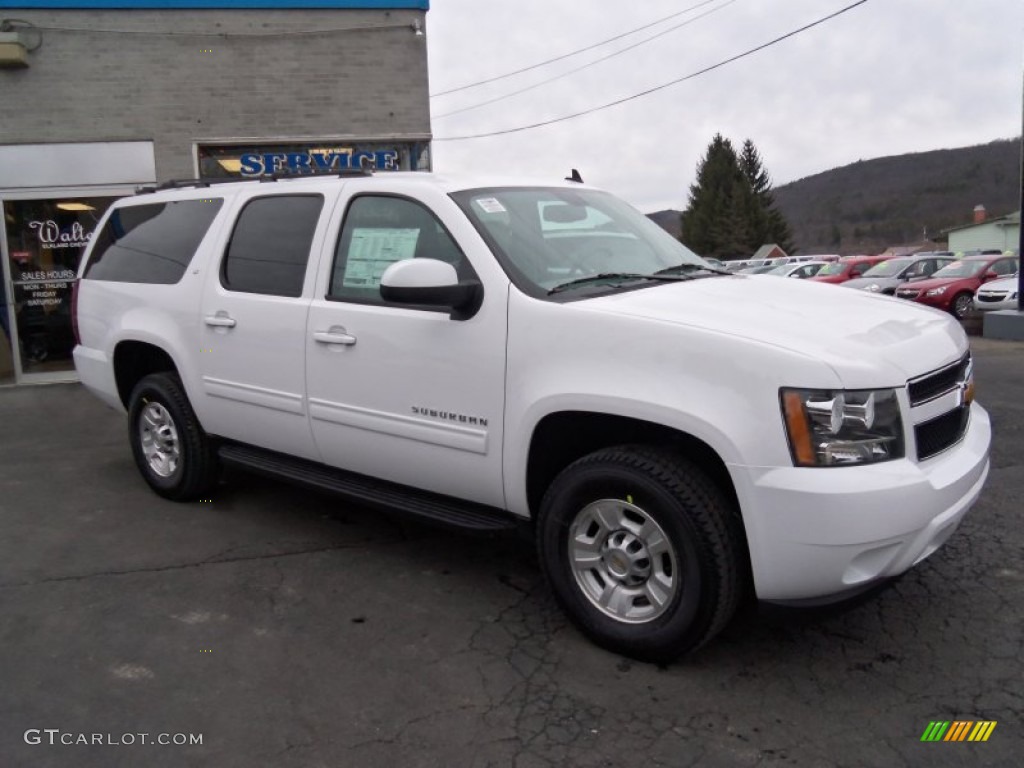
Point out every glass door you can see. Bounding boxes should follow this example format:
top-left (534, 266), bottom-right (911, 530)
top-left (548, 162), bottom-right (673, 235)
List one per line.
top-left (2, 195), bottom-right (119, 382)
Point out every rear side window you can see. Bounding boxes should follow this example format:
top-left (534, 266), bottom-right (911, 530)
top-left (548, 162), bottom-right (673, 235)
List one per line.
top-left (84, 199), bottom-right (223, 284)
top-left (221, 195), bottom-right (323, 298)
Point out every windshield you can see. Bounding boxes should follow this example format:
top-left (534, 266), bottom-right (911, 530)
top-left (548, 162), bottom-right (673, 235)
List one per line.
top-left (932, 260), bottom-right (987, 279)
top-left (861, 258), bottom-right (910, 278)
top-left (815, 261), bottom-right (847, 276)
top-left (451, 187), bottom-right (709, 297)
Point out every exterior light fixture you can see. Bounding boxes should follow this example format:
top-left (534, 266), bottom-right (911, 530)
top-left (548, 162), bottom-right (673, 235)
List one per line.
top-left (0, 31), bottom-right (28, 68)
top-left (0, 20), bottom-right (41, 68)
top-left (411, 19), bottom-right (424, 37)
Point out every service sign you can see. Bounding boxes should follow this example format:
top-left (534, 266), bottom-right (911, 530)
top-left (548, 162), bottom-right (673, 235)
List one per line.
top-left (197, 141), bottom-right (431, 179)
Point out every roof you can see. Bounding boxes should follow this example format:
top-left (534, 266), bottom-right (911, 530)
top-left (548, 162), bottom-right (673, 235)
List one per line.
top-left (132, 171), bottom-right (593, 200)
top-left (943, 210), bottom-right (1020, 235)
top-left (752, 244), bottom-right (787, 260)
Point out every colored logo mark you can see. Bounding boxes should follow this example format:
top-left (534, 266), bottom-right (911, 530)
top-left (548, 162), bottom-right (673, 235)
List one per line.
top-left (920, 721), bottom-right (997, 742)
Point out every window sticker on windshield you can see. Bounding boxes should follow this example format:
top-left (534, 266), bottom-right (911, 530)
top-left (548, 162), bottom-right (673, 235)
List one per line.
top-left (342, 228), bottom-right (420, 288)
top-left (475, 197), bottom-right (507, 214)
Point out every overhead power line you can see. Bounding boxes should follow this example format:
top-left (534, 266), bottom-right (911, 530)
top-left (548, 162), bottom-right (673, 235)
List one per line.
top-left (433, 0), bottom-right (739, 120)
top-left (433, 0), bottom-right (869, 142)
top-left (430, 0), bottom-right (723, 98)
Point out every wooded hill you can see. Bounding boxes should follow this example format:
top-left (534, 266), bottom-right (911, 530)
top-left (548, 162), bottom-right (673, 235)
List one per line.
top-left (649, 138), bottom-right (1020, 255)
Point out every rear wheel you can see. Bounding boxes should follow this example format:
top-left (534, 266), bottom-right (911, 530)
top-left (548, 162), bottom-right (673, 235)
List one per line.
top-left (951, 292), bottom-right (973, 320)
top-left (128, 372), bottom-right (217, 500)
top-left (537, 446), bottom-right (743, 662)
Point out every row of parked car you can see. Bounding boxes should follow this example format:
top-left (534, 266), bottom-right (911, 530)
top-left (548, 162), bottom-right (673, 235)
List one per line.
top-left (716, 251), bottom-right (1020, 320)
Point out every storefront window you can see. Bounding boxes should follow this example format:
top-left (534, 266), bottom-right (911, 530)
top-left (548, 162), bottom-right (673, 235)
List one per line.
top-left (3, 197), bottom-right (117, 377)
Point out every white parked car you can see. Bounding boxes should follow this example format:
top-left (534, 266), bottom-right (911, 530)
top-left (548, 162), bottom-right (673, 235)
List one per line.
top-left (73, 171), bottom-right (991, 662)
top-left (764, 261), bottom-right (828, 279)
top-left (973, 276), bottom-right (1020, 311)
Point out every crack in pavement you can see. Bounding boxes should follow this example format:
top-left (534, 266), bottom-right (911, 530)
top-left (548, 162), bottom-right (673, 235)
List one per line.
top-left (0, 540), bottom-right (377, 589)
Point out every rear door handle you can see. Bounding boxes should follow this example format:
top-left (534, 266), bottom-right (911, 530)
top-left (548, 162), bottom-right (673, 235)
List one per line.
top-left (313, 327), bottom-right (357, 346)
top-left (204, 313), bottom-right (236, 328)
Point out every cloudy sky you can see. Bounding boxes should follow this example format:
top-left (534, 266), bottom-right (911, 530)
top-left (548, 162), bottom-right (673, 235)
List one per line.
top-left (425, 0), bottom-right (1024, 213)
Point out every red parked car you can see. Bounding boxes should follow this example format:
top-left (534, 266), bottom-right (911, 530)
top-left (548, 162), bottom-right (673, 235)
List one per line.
top-left (807, 255), bottom-right (889, 284)
top-left (894, 254), bottom-right (1019, 319)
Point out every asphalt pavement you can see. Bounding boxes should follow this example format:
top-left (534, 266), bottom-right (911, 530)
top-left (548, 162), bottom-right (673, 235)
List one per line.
top-left (1, 337), bottom-right (1021, 768)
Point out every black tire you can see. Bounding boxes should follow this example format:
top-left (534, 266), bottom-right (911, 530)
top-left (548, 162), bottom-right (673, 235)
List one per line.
top-left (128, 372), bottom-right (218, 501)
top-left (951, 292), bottom-right (973, 320)
top-left (537, 446), bottom-right (742, 663)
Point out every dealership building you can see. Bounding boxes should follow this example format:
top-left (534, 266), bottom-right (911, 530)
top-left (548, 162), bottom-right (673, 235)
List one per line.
top-left (0, 0), bottom-right (431, 384)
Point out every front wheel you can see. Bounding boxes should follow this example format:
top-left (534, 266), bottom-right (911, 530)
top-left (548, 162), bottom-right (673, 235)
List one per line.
top-left (128, 372), bottom-right (218, 500)
top-left (951, 292), bottom-right (973, 320)
top-left (537, 446), bottom-right (743, 662)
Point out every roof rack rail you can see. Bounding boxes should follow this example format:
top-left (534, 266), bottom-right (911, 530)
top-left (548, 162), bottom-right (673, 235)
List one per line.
top-left (136, 167), bottom-right (375, 194)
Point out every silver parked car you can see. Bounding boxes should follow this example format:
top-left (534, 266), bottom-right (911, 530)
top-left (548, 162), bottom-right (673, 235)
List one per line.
top-left (973, 276), bottom-right (1020, 311)
top-left (842, 253), bottom-right (954, 295)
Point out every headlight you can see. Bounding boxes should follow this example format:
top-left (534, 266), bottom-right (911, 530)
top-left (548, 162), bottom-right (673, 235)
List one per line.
top-left (865, 284), bottom-right (881, 292)
top-left (926, 286), bottom-right (948, 296)
top-left (780, 388), bottom-right (904, 467)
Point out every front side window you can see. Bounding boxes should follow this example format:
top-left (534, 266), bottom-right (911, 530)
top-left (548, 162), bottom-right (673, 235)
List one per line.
top-left (991, 258), bottom-right (1018, 276)
top-left (221, 195), bottom-right (323, 298)
top-left (329, 195), bottom-right (470, 304)
top-left (452, 187), bottom-right (708, 298)
top-left (85, 199), bottom-right (223, 284)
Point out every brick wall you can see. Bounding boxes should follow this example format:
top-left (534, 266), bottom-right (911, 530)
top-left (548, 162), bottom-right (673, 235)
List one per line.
top-left (0, 9), bottom-right (431, 180)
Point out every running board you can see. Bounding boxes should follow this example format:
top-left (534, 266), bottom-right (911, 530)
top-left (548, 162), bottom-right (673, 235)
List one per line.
top-left (218, 443), bottom-right (524, 535)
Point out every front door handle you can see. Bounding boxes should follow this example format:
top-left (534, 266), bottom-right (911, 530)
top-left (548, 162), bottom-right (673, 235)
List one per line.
top-left (313, 327), bottom-right (357, 346)
top-left (204, 312), bottom-right (236, 328)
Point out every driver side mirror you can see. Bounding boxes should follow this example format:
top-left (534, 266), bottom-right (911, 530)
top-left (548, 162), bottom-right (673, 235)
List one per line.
top-left (380, 259), bottom-right (482, 320)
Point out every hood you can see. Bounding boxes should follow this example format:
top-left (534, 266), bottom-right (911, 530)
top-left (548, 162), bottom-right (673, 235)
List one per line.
top-left (808, 273), bottom-right (848, 284)
top-left (841, 276), bottom-right (899, 291)
top-left (897, 275), bottom-right (976, 292)
top-left (978, 277), bottom-right (1019, 292)
top-left (583, 275), bottom-right (967, 388)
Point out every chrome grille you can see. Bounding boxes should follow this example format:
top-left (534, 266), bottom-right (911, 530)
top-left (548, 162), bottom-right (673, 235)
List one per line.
top-left (907, 353), bottom-right (972, 460)
top-left (976, 292), bottom-right (1006, 303)
top-left (908, 354), bottom-right (971, 406)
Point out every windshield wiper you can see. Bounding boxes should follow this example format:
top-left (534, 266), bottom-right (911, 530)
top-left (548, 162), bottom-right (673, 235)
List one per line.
top-left (548, 272), bottom-right (693, 295)
top-left (654, 262), bottom-right (732, 277)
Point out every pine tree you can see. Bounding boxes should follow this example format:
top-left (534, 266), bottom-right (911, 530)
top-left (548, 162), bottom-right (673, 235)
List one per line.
top-left (682, 135), bottom-right (796, 258)
top-left (681, 135), bottom-right (756, 259)
top-left (740, 138), bottom-right (794, 253)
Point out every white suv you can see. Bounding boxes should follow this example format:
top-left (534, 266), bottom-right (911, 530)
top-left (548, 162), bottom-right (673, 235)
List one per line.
top-left (73, 171), bottom-right (991, 661)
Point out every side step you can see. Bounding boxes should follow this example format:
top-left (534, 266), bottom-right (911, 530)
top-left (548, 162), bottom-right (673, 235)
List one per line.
top-left (218, 443), bottom-right (525, 536)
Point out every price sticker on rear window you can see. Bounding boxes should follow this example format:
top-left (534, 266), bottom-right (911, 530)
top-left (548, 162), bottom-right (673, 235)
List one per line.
top-left (475, 197), bottom-right (506, 214)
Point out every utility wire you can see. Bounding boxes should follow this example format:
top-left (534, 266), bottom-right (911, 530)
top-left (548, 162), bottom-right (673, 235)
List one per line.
top-left (430, 0), bottom-right (723, 98)
top-left (433, 0), bottom-right (738, 120)
top-left (434, 0), bottom-right (869, 142)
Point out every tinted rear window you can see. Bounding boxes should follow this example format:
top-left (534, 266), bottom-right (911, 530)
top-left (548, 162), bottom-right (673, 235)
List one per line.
top-left (84, 200), bottom-right (223, 284)
top-left (221, 195), bottom-right (323, 298)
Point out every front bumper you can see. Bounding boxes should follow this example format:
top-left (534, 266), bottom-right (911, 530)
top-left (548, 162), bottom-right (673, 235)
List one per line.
top-left (895, 290), bottom-right (950, 310)
top-left (729, 402), bottom-right (991, 601)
